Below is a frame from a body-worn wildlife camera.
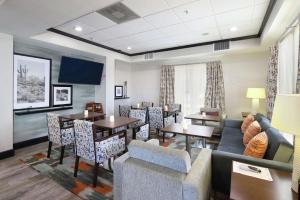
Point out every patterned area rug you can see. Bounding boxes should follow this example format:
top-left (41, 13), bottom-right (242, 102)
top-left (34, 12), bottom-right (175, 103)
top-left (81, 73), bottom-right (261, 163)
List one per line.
top-left (20, 135), bottom-right (219, 200)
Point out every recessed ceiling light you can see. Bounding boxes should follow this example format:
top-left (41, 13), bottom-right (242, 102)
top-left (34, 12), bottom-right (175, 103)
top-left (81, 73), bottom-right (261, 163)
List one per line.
top-left (202, 32), bottom-right (209, 36)
top-left (74, 25), bottom-right (83, 32)
top-left (127, 46), bottom-right (132, 50)
top-left (230, 26), bottom-right (238, 32)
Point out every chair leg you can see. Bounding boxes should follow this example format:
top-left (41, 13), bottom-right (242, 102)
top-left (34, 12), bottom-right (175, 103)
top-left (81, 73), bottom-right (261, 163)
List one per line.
top-left (47, 141), bottom-right (52, 158)
top-left (93, 162), bottom-right (99, 187)
top-left (59, 145), bottom-right (65, 164)
top-left (74, 156), bottom-right (80, 177)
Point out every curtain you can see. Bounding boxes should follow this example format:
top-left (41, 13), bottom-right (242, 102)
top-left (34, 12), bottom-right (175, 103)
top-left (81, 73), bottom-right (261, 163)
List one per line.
top-left (278, 25), bottom-right (299, 94)
top-left (204, 61), bottom-right (225, 112)
top-left (297, 25), bottom-right (300, 93)
top-left (266, 45), bottom-right (278, 120)
top-left (159, 65), bottom-right (175, 106)
top-left (174, 63), bottom-right (206, 118)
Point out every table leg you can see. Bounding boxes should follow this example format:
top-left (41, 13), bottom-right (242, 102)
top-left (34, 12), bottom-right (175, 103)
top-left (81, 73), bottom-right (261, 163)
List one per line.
top-left (174, 113), bottom-right (177, 123)
top-left (203, 138), bottom-right (206, 148)
top-left (108, 129), bottom-right (113, 136)
top-left (163, 132), bottom-right (165, 143)
top-left (108, 158), bottom-right (113, 171)
top-left (186, 136), bottom-right (191, 155)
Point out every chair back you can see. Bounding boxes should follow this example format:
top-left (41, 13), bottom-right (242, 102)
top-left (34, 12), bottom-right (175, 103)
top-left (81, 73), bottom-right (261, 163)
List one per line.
top-left (86, 102), bottom-right (104, 113)
top-left (141, 101), bottom-right (154, 107)
top-left (148, 107), bottom-right (163, 129)
top-left (129, 109), bottom-right (146, 123)
top-left (46, 113), bottom-right (62, 144)
top-left (73, 120), bottom-right (95, 161)
top-left (200, 107), bottom-right (220, 116)
top-left (119, 105), bottom-right (131, 117)
top-left (167, 103), bottom-right (181, 112)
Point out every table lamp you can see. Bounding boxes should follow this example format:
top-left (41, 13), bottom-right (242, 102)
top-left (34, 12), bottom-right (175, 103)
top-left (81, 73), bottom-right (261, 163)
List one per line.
top-left (271, 94), bottom-right (300, 193)
top-left (246, 88), bottom-right (266, 114)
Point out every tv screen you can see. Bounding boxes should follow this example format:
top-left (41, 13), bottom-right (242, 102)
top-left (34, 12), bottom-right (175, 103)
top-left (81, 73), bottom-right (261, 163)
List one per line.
top-left (58, 56), bottom-right (104, 85)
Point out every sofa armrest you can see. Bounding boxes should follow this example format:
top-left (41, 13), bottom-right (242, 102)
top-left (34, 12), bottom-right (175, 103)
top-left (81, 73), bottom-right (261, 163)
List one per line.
top-left (212, 150), bottom-right (292, 195)
top-left (114, 153), bottom-right (130, 200)
top-left (224, 119), bottom-right (243, 128)
top-left (183, 149), bottom-right (212, 200)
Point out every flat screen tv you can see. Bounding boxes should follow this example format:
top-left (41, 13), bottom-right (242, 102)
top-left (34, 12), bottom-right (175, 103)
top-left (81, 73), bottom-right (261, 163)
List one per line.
top-left (58, 56), bottom-right (104, 85)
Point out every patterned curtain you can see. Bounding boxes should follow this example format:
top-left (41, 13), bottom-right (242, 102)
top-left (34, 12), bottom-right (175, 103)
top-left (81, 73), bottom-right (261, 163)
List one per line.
top-left (204, 61), bottom-right (225, 112)
top-left (159, 65), bottom-right (175, 106)
top-left (297, 28), bottom-right (300, 93)
top-left (266, 45), bottom-right (278, 120)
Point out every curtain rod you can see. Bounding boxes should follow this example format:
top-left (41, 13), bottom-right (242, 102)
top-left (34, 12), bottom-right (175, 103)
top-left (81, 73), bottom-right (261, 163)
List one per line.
top-left (278, 13), bottom-right (300, 42)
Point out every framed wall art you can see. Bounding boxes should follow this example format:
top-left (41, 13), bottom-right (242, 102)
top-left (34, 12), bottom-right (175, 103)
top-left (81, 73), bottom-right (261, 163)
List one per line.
top-left (52, 84), bottom-right (73, 107)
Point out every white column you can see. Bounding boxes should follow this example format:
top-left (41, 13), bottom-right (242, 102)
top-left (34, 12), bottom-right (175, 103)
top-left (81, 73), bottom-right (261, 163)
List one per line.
top-left (0, 33), bottom-right (13, 154)
top-left (105, 56), bottom-right (115, 115)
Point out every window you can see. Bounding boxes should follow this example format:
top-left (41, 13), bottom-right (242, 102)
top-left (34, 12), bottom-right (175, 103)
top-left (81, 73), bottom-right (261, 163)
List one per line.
top-left (174, 63), bottom-right (206, 120)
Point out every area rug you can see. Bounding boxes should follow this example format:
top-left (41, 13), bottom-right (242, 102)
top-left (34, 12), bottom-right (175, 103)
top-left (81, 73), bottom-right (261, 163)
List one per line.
top-left (20, 135), bottom-right (219, 200)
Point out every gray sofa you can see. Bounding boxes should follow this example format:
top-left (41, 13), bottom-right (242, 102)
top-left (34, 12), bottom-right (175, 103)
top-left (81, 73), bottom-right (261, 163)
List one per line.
top-left (114, 140), bottom-right (212, 200)
top-left (212, 113), bottom-right (294, 195)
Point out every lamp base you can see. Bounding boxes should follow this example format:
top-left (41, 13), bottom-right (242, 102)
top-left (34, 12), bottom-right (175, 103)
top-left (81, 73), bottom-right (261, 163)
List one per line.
top-left (251, 98), bottom-right (260, 114)
top-left (292, 137), bottom-right (300, 193)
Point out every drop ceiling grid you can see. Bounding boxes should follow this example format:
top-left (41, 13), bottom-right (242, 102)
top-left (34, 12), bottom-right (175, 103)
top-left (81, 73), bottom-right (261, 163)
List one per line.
top-left (54, 0), bottom-right (271, 54)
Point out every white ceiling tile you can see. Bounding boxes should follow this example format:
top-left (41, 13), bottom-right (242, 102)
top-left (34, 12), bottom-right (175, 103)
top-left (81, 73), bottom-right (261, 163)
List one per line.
top-left (130, 30), bottom-right (166, 42)
top-left (254, 0), bottom-right (269, 5)
top-left (164, 0), bottom-right (197, 8)
top-left (158, 23), bottom-right (190, 36)
top-left (211, 0), bottom-right (253, 14)
top-left (173, 0), bottom-right (213, 21)
top-left (122, 0), bottom-right (169, 17)
top-left (215, 7), bottom-right (253, 26)
top-left (144, 10), bottom-right (181, 28)
top-left (78, 12), bottom-right (116, 30)
top-left (252, 2), bottom-right (269, 19)
top-left (221, 28), bottom-right (258, 39)
top-left (184, 16), bottom-right (217, 32)
top-left (56, 20), bottom-right (97, 36)
top-left (83, 30), bottom-right (117, 42)
top-left (219, 20), bottom-right (260, 36)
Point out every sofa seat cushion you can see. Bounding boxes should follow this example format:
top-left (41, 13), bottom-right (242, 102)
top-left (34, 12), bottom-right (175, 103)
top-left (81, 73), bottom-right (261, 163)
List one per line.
top-left (218, 127), bottom-right (245, 154)
top-left (244, 132), bottom-right (268, 158)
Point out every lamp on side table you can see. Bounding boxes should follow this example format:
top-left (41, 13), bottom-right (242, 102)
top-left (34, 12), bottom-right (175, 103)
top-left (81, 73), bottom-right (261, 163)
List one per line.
top-left (271, 94), bottom-right (300, 194)
top-left (246, 88), bottom-right (266, 114)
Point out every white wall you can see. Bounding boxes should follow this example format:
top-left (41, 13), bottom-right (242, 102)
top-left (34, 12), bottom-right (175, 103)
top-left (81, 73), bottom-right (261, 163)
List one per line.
top-left (0, 33), bottom-right (13, 153)
top-left (128, 51), bottom-right (269, 119)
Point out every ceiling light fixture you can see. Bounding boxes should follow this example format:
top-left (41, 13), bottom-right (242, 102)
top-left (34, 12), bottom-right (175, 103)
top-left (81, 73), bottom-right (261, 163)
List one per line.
top-left (202, 32), bottom-right (209, 36)
top-left (127, 46), bottom-right (132, 50)
top-left (74, 25), bottom-right (83, 32)
top-left (230, 26), bottom-right (238, 32)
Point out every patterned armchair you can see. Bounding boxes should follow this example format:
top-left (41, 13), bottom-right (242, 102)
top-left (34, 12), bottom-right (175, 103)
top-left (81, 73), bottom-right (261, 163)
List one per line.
top-left (119, 105), bottom-right (131, 117)
top-left (141, 101), bottom-right (154, 107)
top-left (46, 113), bottom-right (74, 164)
top-left (148, 107), bottom-right (175, 138)
top-left (73, 120), bottom-right (126, 187)
top-left (129, 109), bottom-right (150, 141)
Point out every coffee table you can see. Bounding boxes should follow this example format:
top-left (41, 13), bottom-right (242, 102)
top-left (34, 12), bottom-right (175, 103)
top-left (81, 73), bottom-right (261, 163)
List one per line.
top-left (160, 123), bottom-right (214, 155)
top-left (185, 113), bottom-right (220, 125)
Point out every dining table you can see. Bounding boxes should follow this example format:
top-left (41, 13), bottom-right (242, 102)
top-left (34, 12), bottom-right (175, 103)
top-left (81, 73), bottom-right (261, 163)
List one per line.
top-left (61, 111), bottom-right (105, 121)
top-left (184, 113), bottom-right (220, 125)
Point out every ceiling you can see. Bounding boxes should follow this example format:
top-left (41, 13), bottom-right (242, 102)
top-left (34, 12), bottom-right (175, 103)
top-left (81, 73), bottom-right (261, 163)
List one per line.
top-left (53, 0), bottom-right (271, 54)
top-left (0, 0), bottom-right (272, 56)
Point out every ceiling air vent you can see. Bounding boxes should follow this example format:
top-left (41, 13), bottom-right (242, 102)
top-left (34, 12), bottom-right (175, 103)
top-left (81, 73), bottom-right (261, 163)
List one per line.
top-left (97, 2), bottom-right (140, 24)
top-left (144, 53), bottom-right (154, 60)
top-left (214, 41), bottom-right (230, 51)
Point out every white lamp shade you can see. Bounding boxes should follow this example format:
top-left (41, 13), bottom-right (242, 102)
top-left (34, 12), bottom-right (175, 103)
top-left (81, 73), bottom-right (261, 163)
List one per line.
top-left (271, 94), bottom-right (300, 136)
top-left (246, 88), bottom-right (266, 99)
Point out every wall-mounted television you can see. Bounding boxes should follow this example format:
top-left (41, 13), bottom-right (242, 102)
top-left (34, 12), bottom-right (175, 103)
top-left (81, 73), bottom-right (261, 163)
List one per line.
top-left (58, 56), bottom-right (104, 85)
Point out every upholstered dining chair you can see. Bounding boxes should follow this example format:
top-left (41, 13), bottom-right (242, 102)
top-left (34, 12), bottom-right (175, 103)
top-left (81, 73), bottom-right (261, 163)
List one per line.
top-left (129, 109), bottom-right (150, 141)
top-left (73, 119), bottom-right (126, 187)
top-left (148, 107), bottom-right (175, 138)
top-left (119, 105), bottom-right (131, 117)
top-left (46, 113), bottom-right (75, 164)
top-left (167, 103), bottom-right (183, 123)
top-left (141, 101), bottom-right (154, 107)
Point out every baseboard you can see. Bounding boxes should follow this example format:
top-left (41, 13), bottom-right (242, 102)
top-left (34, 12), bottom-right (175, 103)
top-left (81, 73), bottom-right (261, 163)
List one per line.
top-left (0, 149), bottom-right (15, 160)
top-left (13, 136), bottom-right (49, 149)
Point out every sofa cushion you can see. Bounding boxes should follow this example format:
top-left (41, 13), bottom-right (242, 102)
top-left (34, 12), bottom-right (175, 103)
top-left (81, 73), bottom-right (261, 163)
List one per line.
top-left (244, 132), bottom-right (268, 158)
top-left (243, 121), bottom-right (262, 145)
top-left (241, 114), bottom-right (254, 133)
top-left (218, 127), bottom-right (245, 154)
top-left (264, 128), bottom-right (294, 162)
top-left (128, 140), bottom-right (191, 173)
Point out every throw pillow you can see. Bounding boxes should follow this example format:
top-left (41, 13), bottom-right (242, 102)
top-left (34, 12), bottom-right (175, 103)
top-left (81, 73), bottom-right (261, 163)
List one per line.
top-left (244, 132), bottom-right (268, 158)
top-left (241, 114), bottom-right (254, 133)
top-left (243, 121), bottom-right (262, 145)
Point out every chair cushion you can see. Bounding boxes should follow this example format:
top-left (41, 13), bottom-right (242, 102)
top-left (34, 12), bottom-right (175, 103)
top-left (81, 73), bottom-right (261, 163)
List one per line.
top-left (244, 132), bottom-right (268, 158)
top-left (218, 127), bottom-right (245, 154)
top-left (241, 114), bottom-right (255, 133)
top-left (128, 140), bottom-right (191, 173)
top-left (243, 121), bottom-right (261, 145)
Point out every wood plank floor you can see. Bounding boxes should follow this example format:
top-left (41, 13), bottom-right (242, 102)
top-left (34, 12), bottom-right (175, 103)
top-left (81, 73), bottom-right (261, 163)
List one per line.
top-left (0, 142), bottom-right (81, 200)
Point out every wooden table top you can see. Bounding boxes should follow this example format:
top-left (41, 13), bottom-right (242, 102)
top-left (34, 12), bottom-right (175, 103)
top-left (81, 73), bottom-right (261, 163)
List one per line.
top-left (93, 116), bottom-right (139, 129)
top-left (230, 166), bottom-right (298, 200)
top-left (61, 112), bottom-right (105, 120)
top-left (184, 113), bottom-right (220, 122)
top-left (160, 123), bottom-right (214, 138)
